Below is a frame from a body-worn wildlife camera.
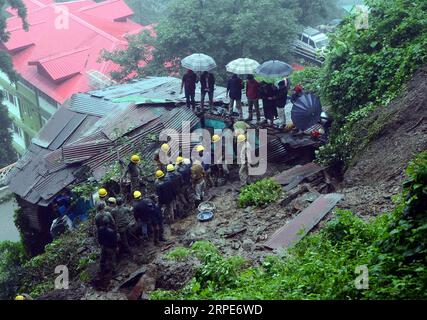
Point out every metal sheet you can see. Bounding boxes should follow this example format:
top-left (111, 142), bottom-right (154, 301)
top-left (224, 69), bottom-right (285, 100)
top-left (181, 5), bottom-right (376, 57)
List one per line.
top-left (265, 193), bottom-right (344, 250)
top-left (273, 162), bottom-right (324, 185)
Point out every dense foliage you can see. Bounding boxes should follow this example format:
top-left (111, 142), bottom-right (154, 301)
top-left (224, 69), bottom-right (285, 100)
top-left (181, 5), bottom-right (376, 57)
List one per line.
top-left (103, 0), bottom-right (341, 83)
top-left (0, 241), bottom-right (26, 300)
top-left (238, 178), bottom-right (282, 208)
top-left (311, 0), bottom-right (427, 168)
top-left (151, 153), bottom-right (427, 299)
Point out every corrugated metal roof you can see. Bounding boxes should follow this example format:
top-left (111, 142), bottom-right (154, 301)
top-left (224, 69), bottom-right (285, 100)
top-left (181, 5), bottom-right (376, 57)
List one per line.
top-left (68, 93), bottom-right (126, 117)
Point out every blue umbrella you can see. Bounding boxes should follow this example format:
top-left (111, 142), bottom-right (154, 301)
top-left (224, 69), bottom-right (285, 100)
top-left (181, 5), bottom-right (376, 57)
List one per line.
top-left (255, 60), bottom-right (293, 78)
top-left (291, 93), bottom-right (322, 130)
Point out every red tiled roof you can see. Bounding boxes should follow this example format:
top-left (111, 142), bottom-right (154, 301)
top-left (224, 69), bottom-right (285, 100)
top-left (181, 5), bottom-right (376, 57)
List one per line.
top-left (2, 0), bottom-right (149, 104)
top-left (78, 0), bottom-right (134, 21)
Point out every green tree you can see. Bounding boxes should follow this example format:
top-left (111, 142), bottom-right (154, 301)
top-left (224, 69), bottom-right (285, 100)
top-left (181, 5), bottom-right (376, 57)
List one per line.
top-left (0, 0), bottom-right (28, 166)
top-left (103, 0), bottom-right (301, 84)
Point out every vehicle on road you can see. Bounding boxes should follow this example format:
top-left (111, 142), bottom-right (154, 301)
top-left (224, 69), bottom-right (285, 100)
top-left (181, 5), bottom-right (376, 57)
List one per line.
top-left (292, 27), bottom-right (330, 64)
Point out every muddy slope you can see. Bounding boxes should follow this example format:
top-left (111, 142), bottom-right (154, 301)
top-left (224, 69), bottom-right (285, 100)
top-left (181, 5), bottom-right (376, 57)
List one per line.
top-left (340, 66), bottom-right (427, 216)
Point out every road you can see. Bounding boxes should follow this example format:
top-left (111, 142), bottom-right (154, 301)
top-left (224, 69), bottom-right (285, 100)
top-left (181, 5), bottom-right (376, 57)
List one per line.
top-left (0, 198), bottom-right (20, 242)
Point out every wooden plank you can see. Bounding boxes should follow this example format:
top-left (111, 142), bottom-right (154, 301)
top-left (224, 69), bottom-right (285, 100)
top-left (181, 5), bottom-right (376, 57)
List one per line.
top-left (273, 162), bottom-right (324, 186)
top-left (265, 193), bottom-right (344, 250)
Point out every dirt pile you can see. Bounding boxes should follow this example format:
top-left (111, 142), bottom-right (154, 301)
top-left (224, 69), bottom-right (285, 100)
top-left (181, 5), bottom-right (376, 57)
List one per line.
top-left (339, 66), bottom-right (427, 216)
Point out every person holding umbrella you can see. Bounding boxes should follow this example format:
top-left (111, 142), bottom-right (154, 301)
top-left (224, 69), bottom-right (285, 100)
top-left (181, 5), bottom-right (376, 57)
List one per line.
top-left (181, 69), bottom-right (198, 110)
top-left (200, 71), bottom-right (215, 111)
top-left (227, 74), bottom-right (244, 120)
top-left (260, 82), bottom-right (278, 126)
top-left (245, 74), bottom-right (260, 123)
top-left (276, 77), bottom-right (289, 128)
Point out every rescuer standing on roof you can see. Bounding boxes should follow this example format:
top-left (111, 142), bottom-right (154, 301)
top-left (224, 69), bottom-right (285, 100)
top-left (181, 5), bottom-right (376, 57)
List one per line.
top-left (191, 159), bottom-right (206, 207)
top-left (123, 155), bottom-right (143, 194)
top-left (133, 191), bottom-right (165, 245)
top-left (154, 170), bottom-right (176, 223)
top-left (108, 197), bottom-right (131, 255)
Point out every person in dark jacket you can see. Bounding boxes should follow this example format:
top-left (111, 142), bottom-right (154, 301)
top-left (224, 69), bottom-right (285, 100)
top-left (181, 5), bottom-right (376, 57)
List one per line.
top-left (227, 74), bottom-right (244, 119)
top-left (260, 82), bottom-right (278, 125)
top-left (200, 71), bottom-right (215, 111)
top-left (97, 224), bottom-right (118, 277)
top-left (276, 78), bottom-right (289, 128)
top-left (133, 191), bottom-right (165, 244)
top-left (245, 75), bottom-right (260, 122)
top-left (181, 69), bottom-right (198, 110)
top-left (177, 157), bottom-right (194, 208)
top-left (154, 170), bottom-right (176, 223)
top-left (165, 164), bottom-right (185, 218)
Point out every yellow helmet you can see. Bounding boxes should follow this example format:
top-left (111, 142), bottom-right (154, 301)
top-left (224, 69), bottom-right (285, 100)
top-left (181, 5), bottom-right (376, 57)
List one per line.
top-left (161, 143), bottom-right (170, 153)
top-left (196, 145), bottom-right (205, 153)
top-left (133, 191), bottom-right (142, 199)
top-left (98, 188), bottom-right (108, 198)
top-left (131, 155), bottom-right (140, 163)
top-left (237, 134), bottom-right (246, 143)
top-left (15, 295), bottom-right (25, 300)
top-left (167, 164), bottom-right (175, 172)
top-left (155, 170), bottom-right (165, 179)
top-left (107, 197), bottom-right (117, 204)
top-left (176, 156), bottom-right (184, 164)
top-left (212, 134), bottom-right (221, 143)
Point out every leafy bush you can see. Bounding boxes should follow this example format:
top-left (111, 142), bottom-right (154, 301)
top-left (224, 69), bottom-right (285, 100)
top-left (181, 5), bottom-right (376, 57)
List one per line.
top-left (0, 241), bottom-right (26, 300)
top-left (315, 0), bottom-right (427, 168)
top-left (238, 178), bottom-right (282, 208)
top-left (289, 66), bottom-right (323, 96)
top-left (19, 218), bottom-right (98, 298)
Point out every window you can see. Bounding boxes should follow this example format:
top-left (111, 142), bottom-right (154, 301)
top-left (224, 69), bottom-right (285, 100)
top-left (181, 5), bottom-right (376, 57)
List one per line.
top-left (309, 39), bottom-right (315, 48)
top-left (302, 35), bottom-right (309, 44)
top-left (7, 92), bottom-right (14, 104)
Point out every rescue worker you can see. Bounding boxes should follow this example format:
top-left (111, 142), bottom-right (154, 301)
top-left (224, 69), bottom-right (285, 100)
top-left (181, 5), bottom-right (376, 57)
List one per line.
top-left (97, 217), bottom-right (118, 279)
top-left (109, 197), bottom-right (131, 254)
top-left (166, 163), bottom-right (187, 218)
top-left (154, 170), bottom-right (176, 223)
top-left (94, 202), bottom-right (116, 231)
top-left (95, 188), bottom-right (108, 206)
top-left (166, 164), bottom-right (184, 218)
top-left (196, 145), bottom-right (213, 188)
top-left (191, 160), bottom-right (206, 207)
top-left (210, 134), bottom-right (228, 187)
top-left (133, 191), bottom-right (165, 245)
top-left (176, 157), bottom-right (193, 209)
top-left (94, 201), bottom-right (118, 278)
top-left (133, 191), bottom-right (150, 241)
top-left (123, 155), bottom-right (143, 193)
top-left (237, 134), bottom-right (252, 186)
top-left (14, 294), bottom-right (32, 300)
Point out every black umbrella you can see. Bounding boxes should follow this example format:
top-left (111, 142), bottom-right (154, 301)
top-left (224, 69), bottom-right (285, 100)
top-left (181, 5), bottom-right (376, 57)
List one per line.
top-left (255, 60), bottom-right (293, 78)
top-left (291, 93), bottom-right (322, 130)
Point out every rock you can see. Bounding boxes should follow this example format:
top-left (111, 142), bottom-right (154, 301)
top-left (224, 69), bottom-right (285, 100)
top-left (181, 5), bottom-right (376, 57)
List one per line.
top-left (231, 241), bottom-right (241, 250)
top-left (242, 239), bottom-right (255, 251)
top-left (118, 266), bottom-right (147, 290)
top-left (244, 206), bottom-right (253, 213)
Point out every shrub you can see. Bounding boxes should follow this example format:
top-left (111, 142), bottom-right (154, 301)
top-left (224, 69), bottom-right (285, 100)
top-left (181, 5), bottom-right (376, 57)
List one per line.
top-left (238, 178), bottom-right (282, 208)
top-left (0, 241), bottom-right (26, 300)
top-left (316, 0), bottom-right (427, 168)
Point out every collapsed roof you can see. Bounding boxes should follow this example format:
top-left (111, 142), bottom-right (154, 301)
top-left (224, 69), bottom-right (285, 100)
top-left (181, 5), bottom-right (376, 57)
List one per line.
top-left (6, 77), bottom-right (206, 206)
